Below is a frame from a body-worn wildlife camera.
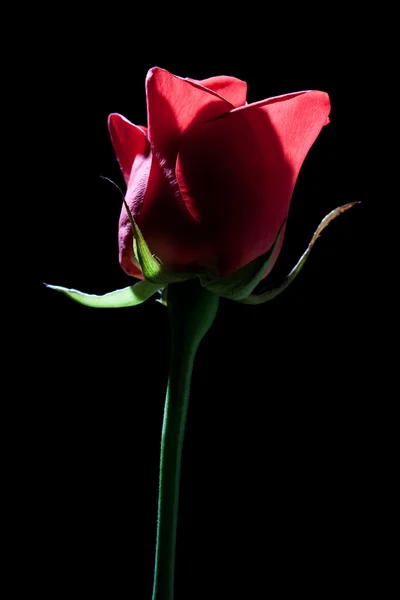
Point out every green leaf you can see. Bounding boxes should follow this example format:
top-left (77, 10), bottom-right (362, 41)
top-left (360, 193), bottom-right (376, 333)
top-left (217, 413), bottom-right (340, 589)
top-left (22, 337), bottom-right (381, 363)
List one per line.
top-left (45, 279), bottom-right (164, 308)
top-left (199, 220), bottom-right (286, 300)
top-left (240, 202), bottom-right (359, 305)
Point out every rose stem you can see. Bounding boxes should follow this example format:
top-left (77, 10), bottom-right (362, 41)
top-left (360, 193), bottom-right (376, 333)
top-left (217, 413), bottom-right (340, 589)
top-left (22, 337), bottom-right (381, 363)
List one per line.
top-left (152, 278), bottom-right (219, 600)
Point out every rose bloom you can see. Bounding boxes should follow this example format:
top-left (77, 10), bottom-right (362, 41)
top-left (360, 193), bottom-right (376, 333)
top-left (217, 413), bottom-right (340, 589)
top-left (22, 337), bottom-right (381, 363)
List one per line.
top-left (108, 68), bottom-right (330, 281)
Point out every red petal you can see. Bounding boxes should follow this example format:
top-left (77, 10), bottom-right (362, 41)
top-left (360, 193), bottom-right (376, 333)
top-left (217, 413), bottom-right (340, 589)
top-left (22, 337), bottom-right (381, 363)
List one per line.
top-left (189, 75), bottom-right (247, 107)
top-left (118, 149), bottom-right (152, 279)
top-left (108, 114), bottom-right (149, 184)
top-left (145, 67), bottom-right (233, 159)
top-left (119, 146), bottom-right (210, 277)
top-left (176, 90), bottom-right (330, 276)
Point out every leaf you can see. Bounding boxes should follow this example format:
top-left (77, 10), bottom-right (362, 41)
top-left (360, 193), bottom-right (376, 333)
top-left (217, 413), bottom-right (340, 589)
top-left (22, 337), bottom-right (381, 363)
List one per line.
top-left (45, 279), bottom-right (164, 308)
top-left (199, 220), bottom-right (286, 300)
top-left (239, 202), bottom-right (359, 305)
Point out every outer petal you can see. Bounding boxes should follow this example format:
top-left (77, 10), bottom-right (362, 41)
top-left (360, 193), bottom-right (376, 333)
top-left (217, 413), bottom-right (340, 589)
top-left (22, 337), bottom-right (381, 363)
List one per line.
top-left (188, 75), bottom-right (247, 107)
top-left (145, 67), bottom-right (233, 159)
top-left (111, 105), bottom-right (212, 278)
top-left (132, 67), bottom-right (236, 273)
top-left (119, 145), bottom-right (211, 277)
top-left (122, 152), bottom-right (211, 274)
top-left (176, 90), bottom-right (330, 276)
top-left (108, 114), bottom-right (149, 184)
top-left (118, 150), bottom-right (151, 279)
top-left (109, 114), bottom-right (150, 279)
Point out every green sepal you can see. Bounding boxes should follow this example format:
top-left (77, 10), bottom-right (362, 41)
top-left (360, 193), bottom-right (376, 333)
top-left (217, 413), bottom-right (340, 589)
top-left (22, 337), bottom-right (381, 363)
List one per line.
top-left (239, 202), bottom-right (359, 305)
top-left (101, 175), bottom-right (199, 285)
top-left (199, 220), bottom-right (286, 300)
top-left (122, 195), bottom-right (200, 285)
top-left (45, 279), bottom-right (164, 308)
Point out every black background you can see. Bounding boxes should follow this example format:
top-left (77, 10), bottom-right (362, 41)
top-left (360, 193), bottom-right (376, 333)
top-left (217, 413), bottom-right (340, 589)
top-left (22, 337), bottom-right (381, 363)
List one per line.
top-left (33, 20), bottom-right (373, 599)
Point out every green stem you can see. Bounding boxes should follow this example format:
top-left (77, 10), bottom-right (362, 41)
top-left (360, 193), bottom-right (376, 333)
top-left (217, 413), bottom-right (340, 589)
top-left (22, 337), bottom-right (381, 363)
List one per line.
top-left (152, 279), bottom-right (219, 600)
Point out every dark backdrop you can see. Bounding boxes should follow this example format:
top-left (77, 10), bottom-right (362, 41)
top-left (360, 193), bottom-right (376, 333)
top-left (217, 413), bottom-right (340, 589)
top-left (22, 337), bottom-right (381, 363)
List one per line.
top-left (34, 23), bottom-right (371, 599)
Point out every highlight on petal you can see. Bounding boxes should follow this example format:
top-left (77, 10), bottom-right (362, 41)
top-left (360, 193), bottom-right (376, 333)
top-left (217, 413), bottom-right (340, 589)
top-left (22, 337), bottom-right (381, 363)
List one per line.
top-left (189, 75), bottom-right (247, 107)
top-left (145, 67), bottom-right (233, 158)
top-left (231, 89), bottom-right (331, 173)
top-left (176, 89), bottom-right (330, 276)
top-left (108, 113), bottom-right (149, 184)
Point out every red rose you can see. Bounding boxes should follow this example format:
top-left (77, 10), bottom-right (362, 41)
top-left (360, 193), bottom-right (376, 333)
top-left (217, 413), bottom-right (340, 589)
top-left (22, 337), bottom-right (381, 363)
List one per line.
top-left (108, 67), bottom-right (330, 281)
